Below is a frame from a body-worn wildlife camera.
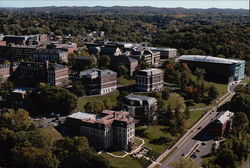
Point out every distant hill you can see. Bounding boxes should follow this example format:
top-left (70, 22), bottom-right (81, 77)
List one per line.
top-left (0, 6), bottom-right (248, 15)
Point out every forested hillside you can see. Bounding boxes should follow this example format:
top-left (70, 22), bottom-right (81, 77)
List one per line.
top-left (0, 7), bottom-right (249, 61)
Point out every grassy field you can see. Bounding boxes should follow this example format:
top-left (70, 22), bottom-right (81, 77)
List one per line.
top-left (207, 82), bottom-right (228, 98)
top-left (77, 90), bottom-right (120, 111)
top-left (186, 110), bottom-right (204, 128)
top-left (186, 82), bottom-right (228, 109)
top-left (41, 126), bottom-right (62, 142)
top-left (136, 126), bottom-right (179, 155)
top-left (118, 77), bottom-right (135, 86)
top-left (102, 154), bottom-right (143, 168)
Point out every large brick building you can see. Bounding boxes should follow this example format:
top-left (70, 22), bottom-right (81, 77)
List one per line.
top-left (78, 69), bottom-right (117, 95)
top-left (0, 62), bottom-right (18, 82)
top-left (33, 49), bottom-right (68, 64)
top-left (0, 45), bottom-right (41, 61)
top-left (66, 110), bottom-right (135, 151)
top-left (11, 61), bottom-right (69, 87)
top-left (136, 68), bottom-right (164, 92)
top-left (3, 35), bottom-right (28, 45)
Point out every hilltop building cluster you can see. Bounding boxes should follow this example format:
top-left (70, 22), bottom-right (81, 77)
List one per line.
top-left (0, 33), bottom-right (246, 152)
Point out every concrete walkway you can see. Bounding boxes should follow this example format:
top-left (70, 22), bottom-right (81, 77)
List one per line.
top-left (101, 137), bottom-right (145, 158)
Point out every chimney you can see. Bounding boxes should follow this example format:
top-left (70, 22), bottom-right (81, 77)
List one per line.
top-left (45, 60), bottom-right (49, 69)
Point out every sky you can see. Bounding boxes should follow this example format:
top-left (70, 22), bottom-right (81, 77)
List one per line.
top-left (0, 0), bottom-right (249, 9)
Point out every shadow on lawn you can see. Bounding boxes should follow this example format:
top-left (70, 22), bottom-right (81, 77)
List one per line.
top-left (135, 128), bottom-right (149, 139)
top-left (149, 136), bottom-right (172, 145)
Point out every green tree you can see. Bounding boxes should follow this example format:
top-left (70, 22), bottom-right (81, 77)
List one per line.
top-left (231, 93), bottom-right (250, 118)
top-left (98, 55), bottom-right (110, 69)
top-left (84, 101), bottom-right (105, 114)
top-left (232, 112), bottom-right (249, 136)
top-left (71, 81), bottom-right (85, 97)
top-left (0, 109), bottom-right (32, 132)
top-left (54, 137), bottom-right (111, 168)
top-left (166, 93), bottom-right (186, 113)
top-left (179, 71), bottom-right (190, 91)
top-left (208, 85), bottom-right (219, 101)
top-left (117, 65), bottom-right (129, 77)
top-left (25, 85), bottom-right (77, 116)
top-left (103, 98), bottom-right (113, 109)
top-left (194, 68), bottom-right (205, 82)
top-left (12, 146), bottom-right (59, 168)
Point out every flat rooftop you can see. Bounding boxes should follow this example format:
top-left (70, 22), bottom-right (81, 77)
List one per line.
top-left (139, 68), bottom-right (163, 75)
top-left (67, 112), bottom-right (97, 120)
top-left (217, 110), bottom-right (234, 124)
top-left (145, 47), bottom-right (176, 51)
top-left (178, 55), bottom-right (245, 64)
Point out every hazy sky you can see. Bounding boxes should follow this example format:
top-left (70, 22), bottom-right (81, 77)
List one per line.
top-left (0, 0), bottom-right (249, 9)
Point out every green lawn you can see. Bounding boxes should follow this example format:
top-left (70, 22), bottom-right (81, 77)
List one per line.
top-left (41, 126), bottom-right (62, 142)
top-left (102, 154), bottom-right (143, 168)
top-left (118, 77), bottom-right (135, 86)
top-left (186, 110), bottom-right (204, 128)
top-left (136, 126), bottom-right (179, 155)
top-left (185, 99), bottom-right (207, 109)
top-left (185, 82), bottom-right (228, 109)
top-left (207, 82), bottom-right (228, 98)
top-left (77, 90), bottom-right (120, 111)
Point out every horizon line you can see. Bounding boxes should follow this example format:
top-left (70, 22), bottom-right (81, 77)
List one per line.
top-left (0, 5), bottom-right (248, 10)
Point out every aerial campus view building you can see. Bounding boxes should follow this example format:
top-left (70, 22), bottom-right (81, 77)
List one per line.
top-left (136, 68), bottom-right (164, 92)
top-left (178, 55), bottom-right (245, 83)
top-left (77, 69), bottom-right (117, 95)
top-left (66, 110), bottom-right (135, 151)
top-left (122, 94), bottom-right (157, 122)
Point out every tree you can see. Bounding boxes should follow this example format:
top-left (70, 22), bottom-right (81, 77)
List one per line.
top-left (103, 98), bottom-right (113, 109)
top-left (54, 137), bottom-right (111, 168)
top-left (232, 112), bottom-right (249, 136)
top-left (194, 68), bottom-right (205, 82)
top-left (98, 55), bottom-right (110, 69)
top-left (179, 71), bottom-right (190, 91)
top-left (170, 157), bottom-right (199, 168)
top-left (117, 65), bottom-right (129, 76)
top-left (25, 85), bottom-right (77, 116)
top-left (215, 149), bottom-right (236, 168)
top-left (12, 146), bottom-right (59, 168)
top-left (84, 101), bottom-right (105, 114)
top-left (162, 87), bottom-right (170, 100)
top-left (0, 109), bottom-right (32, 132)
top-left (71, 81), bottom-right (85, 97)
top-left (230, 93), bottom-right (250, 118)
top-left (166, 93), bottom-right (186, 113)
top-left (208, 86), bottom-right (219, 101)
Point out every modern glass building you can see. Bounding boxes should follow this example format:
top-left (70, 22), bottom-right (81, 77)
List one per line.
top-left (178, 55), bottom-right (245, 83)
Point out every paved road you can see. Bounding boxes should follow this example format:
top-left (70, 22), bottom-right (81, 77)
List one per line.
top-left (159, 110), bottom-right (220, 168)
top-left (149, 83), bottom-right (238, 168)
